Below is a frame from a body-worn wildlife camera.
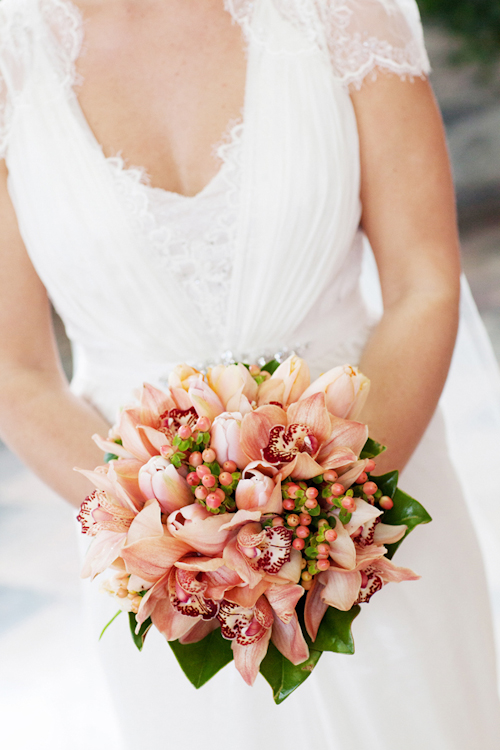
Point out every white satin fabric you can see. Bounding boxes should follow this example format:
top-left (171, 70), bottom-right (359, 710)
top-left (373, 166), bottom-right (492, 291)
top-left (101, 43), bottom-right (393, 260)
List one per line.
top-left (1, 0), bottom-right (500, 747)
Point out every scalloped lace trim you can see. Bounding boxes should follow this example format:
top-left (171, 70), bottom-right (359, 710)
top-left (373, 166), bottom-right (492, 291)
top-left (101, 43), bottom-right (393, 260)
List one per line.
top-left (225, 0), bottom-right (430, 87)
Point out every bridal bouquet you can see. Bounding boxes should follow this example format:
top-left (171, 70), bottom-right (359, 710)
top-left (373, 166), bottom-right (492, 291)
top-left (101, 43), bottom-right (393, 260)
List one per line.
top-left (77, 356), bottom-right (431, 702)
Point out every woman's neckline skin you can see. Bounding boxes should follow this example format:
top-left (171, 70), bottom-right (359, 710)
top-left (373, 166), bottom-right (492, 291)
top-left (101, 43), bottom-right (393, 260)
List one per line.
top-left (64, 0), bottom-right (249, 198)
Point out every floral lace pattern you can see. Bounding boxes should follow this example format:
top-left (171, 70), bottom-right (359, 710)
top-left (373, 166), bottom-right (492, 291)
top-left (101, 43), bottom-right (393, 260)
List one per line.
top-left (225, 0), bottom-right (430, 87)
top-left (107, 120), bottom-right (244, 345)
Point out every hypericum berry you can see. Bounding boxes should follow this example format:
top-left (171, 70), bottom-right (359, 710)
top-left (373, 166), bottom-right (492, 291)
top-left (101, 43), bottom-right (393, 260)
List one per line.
top-left (317, 559), bottom-right (331, 571)
top-left (186, 472), bottom-right (200, 486)
top-left (202, 448), bottom-right (216, 463)
top-left (292, 538), bottom-right (305, 551)
top-left (283, 499), bottom-right (296, 511)
top-left (206, 493), bottom-right (222, 509)
top-left (380, 495), bottom-right (394, 510)
top-left (215, 488), bottom-right (225, 502)
top-left (249, 364), bottom-right (261, 376)
top-left (296, 525), bottom-right (310, 539)
top-left (286, 514), bottom-right (300, 527)
top-left (202, 473), bottom-right (216, 489)
top-left (189, 452), bottom-right (203, 468)
top-left (341, 497), bottom-right (356, 512)
top-left (317, 543), bottom-right (330, 556)
top-left (363, 481), bottom-right (378, 495)
top-left (356, 472), bottom-right (368, 484)
top-left (325, 529), bottom-right (337, 542)
top-left (304, 497), bottom-right (318, 509)
top-left (305, 487), bottom-right (318, 499)
top-left (365, 459), bottom-right (376, 473)
top-left (219, 471), bottom-right (233, 487)
top-left (196, 417), bottom-right (211, 432)
top-left (196, 464), bottom-right (211, 478)
top-left (323, 470), bottom-right (338, 482)
top-left (331, 483), bottom-right (345, 497)
top-left (287, 484), bottom-right (300, 499)
top-left (222, 460), bottom-right (237, 473)
top-left (195, 486), bottom-right (208, 500)
top-left (178, 425), bottom-right (192, 440)
top-left (272, 516), bottom-right (285, 527)
top-left (299, 513), bottom-right (312, 526)
top-left (301, 570), bottom-right (312, 582)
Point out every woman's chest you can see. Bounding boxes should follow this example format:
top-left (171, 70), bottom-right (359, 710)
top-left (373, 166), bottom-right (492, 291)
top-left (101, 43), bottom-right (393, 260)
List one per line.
top-left (73, 0), bottom-right (247, 196)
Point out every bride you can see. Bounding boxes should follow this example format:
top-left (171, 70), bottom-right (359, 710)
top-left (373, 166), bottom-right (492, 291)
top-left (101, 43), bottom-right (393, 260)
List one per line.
top-left (0, 0), bottom-right (499, 747)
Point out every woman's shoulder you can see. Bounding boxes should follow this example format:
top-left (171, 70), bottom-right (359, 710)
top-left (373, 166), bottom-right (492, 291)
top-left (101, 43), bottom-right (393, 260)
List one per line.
top-left (272, 0), bottom-right (431, 89)
top-left (320, 0), bottom-right (430, 88)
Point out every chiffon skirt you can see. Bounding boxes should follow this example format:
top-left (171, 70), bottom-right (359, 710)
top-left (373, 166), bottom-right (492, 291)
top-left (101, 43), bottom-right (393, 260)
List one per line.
top-left (84, 408), bottom-right (500, 750)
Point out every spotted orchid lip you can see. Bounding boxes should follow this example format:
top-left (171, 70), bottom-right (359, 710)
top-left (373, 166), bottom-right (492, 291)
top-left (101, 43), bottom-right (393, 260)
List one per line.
top-left (262, 423), bottom-right (319, 465)
top-left (161, 406), bottom-right (198, 431)
top-left (77, 490), bottom-right (135, 536)
top-left (168, 568), bottom-right (219, 620)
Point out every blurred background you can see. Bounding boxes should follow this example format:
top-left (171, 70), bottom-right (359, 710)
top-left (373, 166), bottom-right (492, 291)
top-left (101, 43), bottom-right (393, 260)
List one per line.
top-left (1, 4), bottom-right (499, 749)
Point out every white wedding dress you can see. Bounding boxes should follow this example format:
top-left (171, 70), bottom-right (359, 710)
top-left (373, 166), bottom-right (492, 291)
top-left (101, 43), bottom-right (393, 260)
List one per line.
top-left (1, 0), bottom-right (500, 747)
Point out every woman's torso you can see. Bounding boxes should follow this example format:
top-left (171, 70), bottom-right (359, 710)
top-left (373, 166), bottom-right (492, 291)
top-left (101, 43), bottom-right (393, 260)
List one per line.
top-left (0, 0), bottom-right (429, 420)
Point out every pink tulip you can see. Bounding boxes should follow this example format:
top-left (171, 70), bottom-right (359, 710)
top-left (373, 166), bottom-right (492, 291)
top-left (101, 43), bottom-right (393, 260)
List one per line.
top-left (168, 364), bottom-right (203, 391)
top-left (187, 377), bottom-right (225, 421)
top-left (235, 469), bottom-right (282, 515)
top-left (210, 412), bottom-right (251, 470)
top-left (167, 504), bottom-right (234, 556)
top-left (138, 456), bottom-right (193, 514)
top-left (300, 365), bottom-right (370, 420)
top-left (207, 363), bottom-right (258, 414)
top-left (264, 354), bottom-right (311, 407)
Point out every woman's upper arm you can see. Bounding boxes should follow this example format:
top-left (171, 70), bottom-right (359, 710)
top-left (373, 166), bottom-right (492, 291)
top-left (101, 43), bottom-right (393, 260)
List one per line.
top-left (349, 75), bottom-right (461, 308)
top-left (0, 159), bottom-right (62, 380)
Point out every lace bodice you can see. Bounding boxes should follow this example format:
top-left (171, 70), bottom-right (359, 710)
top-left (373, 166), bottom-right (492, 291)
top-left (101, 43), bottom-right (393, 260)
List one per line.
top-left (0, 0), bottom-right (430, 420)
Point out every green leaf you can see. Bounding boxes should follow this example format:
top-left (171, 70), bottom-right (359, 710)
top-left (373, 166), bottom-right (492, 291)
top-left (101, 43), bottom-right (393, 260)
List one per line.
top-left (311, 605), bottom-right (361, 654)
top-left (360, 437), bottom-right (387, 459)
top-left (261, 359), bottom-right (280, 375)
top-left (372, 470), bottom-right (399, 499)
top-left (168, 628), bottom-right (234, 688)
top-left (99, 609), bottom-right (122, 640)
top-left (128, 612), bottom-right (152, 651)
top-left (382, 487), bottom-right (432, 559)
top-left (260, 642), bottom-right (322, 704)
top-left (104, 452), bottom-right (119, 463)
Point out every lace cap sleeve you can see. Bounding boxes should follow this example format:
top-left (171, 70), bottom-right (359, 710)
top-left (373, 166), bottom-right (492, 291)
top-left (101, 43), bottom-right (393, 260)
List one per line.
top-left (317, 0), bottom-right (431, 89)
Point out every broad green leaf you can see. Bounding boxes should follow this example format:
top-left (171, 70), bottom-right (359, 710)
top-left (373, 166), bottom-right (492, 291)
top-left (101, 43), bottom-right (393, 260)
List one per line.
top-left (382, 487), bottom-right (432, 559)
top-left (169, 628), bottom-right (233, 688)
top-left (104, 452), bottom-right (119, 463)
top-left (360, 437), bottom-right (386, 460)
top-left (261, 359), bottom-right (280, 375)
top-left (311, 605), bottom-right (361, 654)
top-left (260, 642), bottom-right (322, 704)
top-left (372, 470), bottom-right (399, 499)
top-left (99, 609), bottom-right (122, 640)
top-left (129, 613), bottom-right (152, 651)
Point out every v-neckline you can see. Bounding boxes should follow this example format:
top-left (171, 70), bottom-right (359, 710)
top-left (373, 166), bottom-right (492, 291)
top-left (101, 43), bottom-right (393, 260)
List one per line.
top-left (54, 0), bottom-right (251, 200)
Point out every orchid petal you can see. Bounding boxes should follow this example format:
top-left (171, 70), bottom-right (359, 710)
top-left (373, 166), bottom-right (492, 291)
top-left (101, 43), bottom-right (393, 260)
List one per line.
top-left (139, 383), bottom-right (174, 426)
top-left (265, 583), bottom-right (304, 624)
top-left (232, 627), bottom-right (272, 686)
top-left (175, 556), bottom-right (225, 572)
top-left (271, 612), bottom-right (309, 665)
top-left (122, 534), bottom-right (193, 582)
top-left (218, 509), bottom-right (262, 532)
top-left (81, 531), bottom-right (127, 579)
top-left (286, 393), bottom-right (331, 445)
top-left (304, 578), bottom-right (329, 641)
top-left (290, 452), bottom-right (325, 480)
top-left (225, 580), bottom-right (269, 609)
top-left (179, 618), bottom-right (220, 645)
top-left (319, 568), bottom-right (362, 611)
top-left (240, 405), bottom-right (287, 460)
top-left (328, 520), bottom-right (357, 570)
top-left (91, 434), bottom-right (135, 459)
top-left (339, 498), bottom-right (382, 535)
top-left (373, 523), bottom-right (407, 546)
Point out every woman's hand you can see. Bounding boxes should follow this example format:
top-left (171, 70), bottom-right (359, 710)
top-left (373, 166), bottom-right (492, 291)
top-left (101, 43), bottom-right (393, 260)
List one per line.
top-left (0, 159), bottom-right (109, 507)
top-left (350, 75), bottom-right (461, 473)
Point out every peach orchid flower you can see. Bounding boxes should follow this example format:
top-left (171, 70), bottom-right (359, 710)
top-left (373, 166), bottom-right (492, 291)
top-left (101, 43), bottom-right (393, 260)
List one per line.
top-left (240, 392), bottom-right (368, 481)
